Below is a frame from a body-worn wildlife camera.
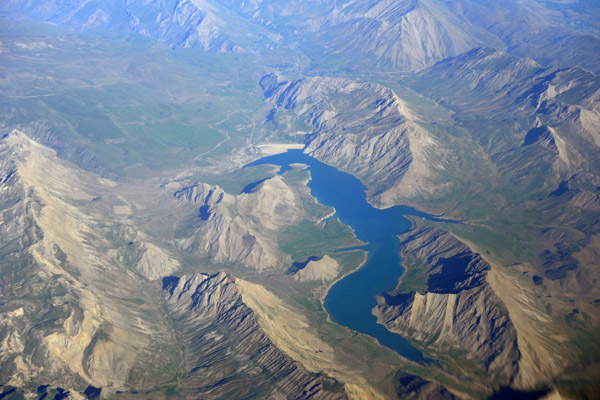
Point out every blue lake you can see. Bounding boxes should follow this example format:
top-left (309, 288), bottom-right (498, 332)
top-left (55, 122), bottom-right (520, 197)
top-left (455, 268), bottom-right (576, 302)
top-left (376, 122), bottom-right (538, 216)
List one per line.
top-left (246, 149), bottom-right (446, 362)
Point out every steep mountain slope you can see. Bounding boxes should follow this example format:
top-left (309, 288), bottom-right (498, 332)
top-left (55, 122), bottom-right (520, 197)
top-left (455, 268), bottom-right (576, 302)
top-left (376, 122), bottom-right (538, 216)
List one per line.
top-left (171, 179), bottom-right (288, 270)
top-left (163, 272), bottom-right (348, 399)
top-left (260, 72), bottom-right (487, 208)
top-left (257, 49), bottom-right (600, 392)
top-left (407, 47), bottom-right (600, 167)
top-left (443, 0), bottom-right (600, 73)
top-left (306, 46), bottom-right (598, 217)
top-left (4, 0), bottom-right (599, 73)
top-left (0, 130), bottom-right (181, 392)
top-left (0, 0), bottom-right (274, 52)
top-left (304, 0), bottom-right (493, 72)
top-left (373, 227), bottom-right (521, 386)
top-left (395, 371), bottom-right (462, 400)
top-left (3, 0), bottom-right (485, 70)
top-left (374, 222), bottom-right (600, 391)
top-left (217, 0), bottom-right (492, 72)
top-left (169, 168), bottom-right (340, 270)
top-left (406, 48), bottom-right (600, 299)
top-left (292, 255), bottom-right (340, 282)
top-left (2, 2), bottom-right (599, 398)
top-left (0, 131), bottom-right (365, 398)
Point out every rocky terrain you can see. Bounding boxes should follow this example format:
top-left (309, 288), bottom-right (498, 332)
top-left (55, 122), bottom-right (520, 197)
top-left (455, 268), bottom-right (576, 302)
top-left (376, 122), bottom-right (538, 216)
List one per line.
top-left (404, 49), bottom-right (600, 361)
top-left (163, 272), bottom-right (348, 399)
top-left (373, 227), bottom-right (520, 386)
top-left (0, 131), bottom-right (181, 393)
top-left (169, 169), bottom-right (340, 270)
top-left (0, 131), bottom-right (370, 398)
top-left (374, 224), bottom-right (600, 393)
top-left (395, 371), bottom-right (461, 400)
top-left (260, 73), bottom-right (457, 206)
top-left (3, 0), bottom-right (599, 73)
top-left (0, 0), bottom-right (268, 53)
top-left (1, 1), bottom-right (599, 399)
top-left (172, 180), bottom-right (286, 270)
top-left (291, 255), bottom-right (340, 282)
top-left (406, 47), bottom-right (600, 182)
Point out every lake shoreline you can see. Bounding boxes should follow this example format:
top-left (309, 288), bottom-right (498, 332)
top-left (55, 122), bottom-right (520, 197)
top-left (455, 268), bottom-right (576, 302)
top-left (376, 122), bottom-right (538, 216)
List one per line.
top-left (246, 149), bottom-right (441, 362)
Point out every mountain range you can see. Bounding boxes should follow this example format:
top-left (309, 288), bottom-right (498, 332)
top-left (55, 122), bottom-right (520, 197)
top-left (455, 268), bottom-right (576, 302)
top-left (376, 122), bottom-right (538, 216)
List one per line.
top-left (1, 1), bottom-right (599, 399)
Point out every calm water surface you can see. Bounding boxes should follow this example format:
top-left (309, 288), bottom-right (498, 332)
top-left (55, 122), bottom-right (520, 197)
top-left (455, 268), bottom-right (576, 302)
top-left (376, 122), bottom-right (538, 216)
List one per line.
top-left (247, 150), bottom-right (444, 361)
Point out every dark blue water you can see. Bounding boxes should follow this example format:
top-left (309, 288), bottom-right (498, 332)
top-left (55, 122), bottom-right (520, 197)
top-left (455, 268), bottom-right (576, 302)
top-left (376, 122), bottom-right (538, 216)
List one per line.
top-left (246, 150), bottom-right (447, 362)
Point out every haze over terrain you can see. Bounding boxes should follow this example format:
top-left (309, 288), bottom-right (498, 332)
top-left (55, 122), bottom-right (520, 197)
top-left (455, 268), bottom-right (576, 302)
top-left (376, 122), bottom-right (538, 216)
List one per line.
top-left (1, 1), bottom-right (599, 399)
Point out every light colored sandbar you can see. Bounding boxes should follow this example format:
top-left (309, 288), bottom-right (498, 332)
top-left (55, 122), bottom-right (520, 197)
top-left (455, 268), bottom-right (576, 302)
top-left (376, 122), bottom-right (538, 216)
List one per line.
top-left (257, 143), bottom-right (305, 155)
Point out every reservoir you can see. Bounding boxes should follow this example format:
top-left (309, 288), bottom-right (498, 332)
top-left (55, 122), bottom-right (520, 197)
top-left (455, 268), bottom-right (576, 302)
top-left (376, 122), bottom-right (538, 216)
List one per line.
top-left (247, 149), bottom-right (441, 362)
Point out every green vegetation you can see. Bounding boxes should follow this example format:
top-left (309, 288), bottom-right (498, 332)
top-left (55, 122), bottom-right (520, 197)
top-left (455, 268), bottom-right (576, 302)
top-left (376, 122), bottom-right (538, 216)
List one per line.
top-left (162, 386), bottom-right (178, 396)
top-left (321, 374), bottom-right (346, 393)
top-left (394, 261), bottom-right (428, 294)
top-left (331, 250), bottom-right (367, 277)
top-left (119, 297), bottom-right (146, 306)
top-left (2, 6), bottom-right (599, 398)
top-left (446, 222), bottom-right (531, 262)
top-left (0, 21), bottom-right (272, 179)
top-left (279, 218), bottom-right (361, 261)
top-left (200, 165), bottom-right (275, 195)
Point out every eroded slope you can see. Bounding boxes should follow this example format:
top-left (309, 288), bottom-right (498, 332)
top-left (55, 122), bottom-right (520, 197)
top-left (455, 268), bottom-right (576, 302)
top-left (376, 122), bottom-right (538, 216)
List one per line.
top-left (0, 131), bottom-right (368, 398)
top-left (260, 73), bottom-right (473, 207)
top-left (375, 225), bottom-right (600, 392)
top-left (373, 227), bottom-right (520, 386)
top-left (0, 131), bottom-right (181, 393)
top-left (163, 272), bottom-right (348, 399)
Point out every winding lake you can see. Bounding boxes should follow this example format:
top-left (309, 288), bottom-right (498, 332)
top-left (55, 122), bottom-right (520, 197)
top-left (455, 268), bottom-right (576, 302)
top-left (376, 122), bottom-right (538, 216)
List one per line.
top-left (247, 149), bottom-right (444, 362)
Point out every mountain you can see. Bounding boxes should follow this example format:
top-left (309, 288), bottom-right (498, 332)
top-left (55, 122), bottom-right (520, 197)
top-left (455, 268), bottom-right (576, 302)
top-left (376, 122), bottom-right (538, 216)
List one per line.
top-left (442, 0), bottom-right (600, 73)
top-left (302, 0), bottom-right (494, 72)
top-left (170, 176), bottom-right (301, 270)
top-left (260, 73), bottom-right (457, 206)
top-left (0, 131), bottom-right (375, 398)
top-left (1, 1), bottom-right (600, 399)
top-left (291, 255), bottom-right (340, 282)
top-left (374, 227), bottom-right (524, 386)
top-left (374, 222), bottom-right (600, 391)
top-left (0, 0), bottom-right (273, 52)
top-left (163, 272), bottom-right (347, 399)
top-left (259, 44), bottom-right (600, 396)
top-left (4, 0), bottom-right (599, 73)
top-left (0, 130), bottom-right (181, 392)
top-left (404, 49), bottom-right (600, 317)
top-left (404, 48), bottom-right (600, 205)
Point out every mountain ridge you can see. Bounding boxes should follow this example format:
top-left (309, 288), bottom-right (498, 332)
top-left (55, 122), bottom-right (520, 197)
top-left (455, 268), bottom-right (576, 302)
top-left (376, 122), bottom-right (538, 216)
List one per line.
top-left (4, 0), bottom-right (599, 73)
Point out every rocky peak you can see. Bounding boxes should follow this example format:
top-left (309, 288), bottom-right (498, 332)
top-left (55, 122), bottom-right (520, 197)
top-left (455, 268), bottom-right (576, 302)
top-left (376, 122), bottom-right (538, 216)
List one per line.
top-left (171, 174), bottom-right (303, 270)
top-left (164, 272), bottom-right (239, 317)
top-left (374, 227), bottom-right (520, 384)
top-left (173, 182), bottom-right (228, 206)
top-left (163, 272), bottom-right (348, 399)
top-left (291, 255), bottom-right (340, 282)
